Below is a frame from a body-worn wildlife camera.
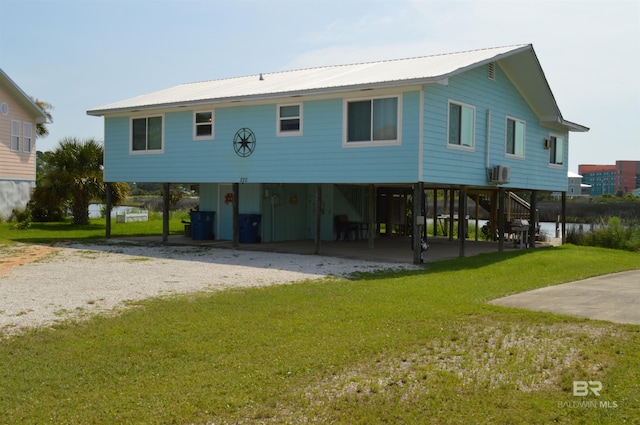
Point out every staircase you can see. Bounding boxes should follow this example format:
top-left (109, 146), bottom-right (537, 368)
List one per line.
top-left (476, 191), bottom-right (532, 220)
top-left (335, 184), bottom-right (369, 221)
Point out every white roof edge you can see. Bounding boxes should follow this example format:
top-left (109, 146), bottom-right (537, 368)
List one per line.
top-left (87, 78), bottom-right (440, 116)
top-left (561, 119), bottom-right (589, 133)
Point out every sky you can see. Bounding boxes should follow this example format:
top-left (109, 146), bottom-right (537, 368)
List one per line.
top-left (1, 0), bottom-right (638, 173)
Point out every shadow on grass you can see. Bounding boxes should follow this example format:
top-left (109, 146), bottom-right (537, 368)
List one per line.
top-left (347, 248), bottom-right (537, 280)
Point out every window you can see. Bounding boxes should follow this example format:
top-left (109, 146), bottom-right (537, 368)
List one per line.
top-left (10, 120), bottom-right (20, 151)
top-left (345, 96), bottom-right (399, 145)
top-left (193, 111), bottom-right (214, 140)
top-left (448, 101), bottom-right (475, 149)
top-left (277, 104), bottom-right (302, 136)
top-left (506, 117), bottom-right (525, 157)
top-left (131, 116), bottom-right (163, 152)
top-left (23, 122), bottom-right (33, 153)
top-left (549, 135), bottom-right (564, 165)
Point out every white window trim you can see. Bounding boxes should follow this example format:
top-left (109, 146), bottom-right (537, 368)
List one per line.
top-left (129, 114), bottom-right (165, 155)
top-left (23, 122), bottom-right (33, 153)
top-left (446, 100), bottom-right (476, 152)
top-left (504, 115), bottom-right (526, 159)
top-left (342, 93), bottom-right (402, 148)
top-left (277, 103), bottom-right (303, 137)
top-left (548, 133), bottom-right (564, 168)
top-left (10, 120), bottom-right (20, 152)
top-left (193, 110), bottom-right (215, 141)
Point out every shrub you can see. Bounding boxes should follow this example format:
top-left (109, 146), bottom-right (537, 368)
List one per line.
top-left (577, 217), bottom-right (640, 252)
top-left (10, 205), bottom-right (31, 230)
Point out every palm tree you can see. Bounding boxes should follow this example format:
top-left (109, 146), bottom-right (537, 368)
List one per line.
top-left (33, 98), bottom-right (53, 138)
top-left (43, 137), bottom-right (128, 224)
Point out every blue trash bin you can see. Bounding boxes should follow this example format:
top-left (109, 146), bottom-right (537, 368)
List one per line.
top-left (239, 214), bottom-right (261, 243)
top-left (189, 211), bottom-right (215, 240)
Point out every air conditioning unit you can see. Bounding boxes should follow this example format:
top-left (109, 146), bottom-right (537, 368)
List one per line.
top-left (490, 165), bottom-right (511, 184)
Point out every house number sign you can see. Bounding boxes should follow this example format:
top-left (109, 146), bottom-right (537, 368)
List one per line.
top-left (233, 127), bottom-right (256, 157)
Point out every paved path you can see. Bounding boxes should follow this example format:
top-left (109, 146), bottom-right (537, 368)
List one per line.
top-left (491, 270), bottom-right (640, 325)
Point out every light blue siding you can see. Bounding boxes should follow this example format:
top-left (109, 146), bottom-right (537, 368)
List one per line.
top-left (422, 64), bottom-right (568, 191)
top-left (103, 65), bottom-right (568, 192)
top-left (104, 91), bottom-right (422, 184)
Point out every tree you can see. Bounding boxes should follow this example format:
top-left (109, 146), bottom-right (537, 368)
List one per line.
top-left (32, 137), bottom-right (128, 224)
top-left (33, 99), bottom-right (54, 138)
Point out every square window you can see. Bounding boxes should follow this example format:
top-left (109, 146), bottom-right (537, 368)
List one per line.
top-left (194, 111), bottom-right (214, 139)
top-left (506, 117), bottom-right (525, 157)
top-left (277, 104), bottom-right (302, 136)
top-left (131, 116), bottom-right (163, 152)
top-left (448, 101), bottom-right (475, 149)
top-left (345, 96), bottom-right (399, 145)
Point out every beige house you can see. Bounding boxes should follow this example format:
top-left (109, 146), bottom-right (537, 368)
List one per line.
top-left (0, 69), bottom-right (48, 219)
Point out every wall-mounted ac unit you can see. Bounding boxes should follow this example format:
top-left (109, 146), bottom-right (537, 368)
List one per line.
top-left (489, 165), bottom-right (511, 184)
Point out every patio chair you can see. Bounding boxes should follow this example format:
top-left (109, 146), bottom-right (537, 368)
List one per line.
top-left (334, 214), bottom-right (360, 241)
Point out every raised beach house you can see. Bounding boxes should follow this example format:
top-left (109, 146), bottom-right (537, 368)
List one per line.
top-left (88, 44), bottom-right (588, 263)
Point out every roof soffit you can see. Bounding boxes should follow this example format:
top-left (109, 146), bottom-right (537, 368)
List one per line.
top-left (496, 48), bottom-right (587, 132)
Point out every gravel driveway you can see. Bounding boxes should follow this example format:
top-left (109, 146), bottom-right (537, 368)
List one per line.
top-left (1, 241), bottom-right (416, 336)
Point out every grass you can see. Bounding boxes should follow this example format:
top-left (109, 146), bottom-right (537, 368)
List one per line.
top-left (0, 242), bottom-right (638, 424)
top-left (0, 213), bottom-right (188, 244)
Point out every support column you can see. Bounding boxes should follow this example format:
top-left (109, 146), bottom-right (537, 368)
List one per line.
top-left (474, 194), bottom-right (480, 241)
top-left (433, 189), bottom-right (438, 237)
top-left (314, 184), bottom-right (322, 255)
top-left (459, 186), bottom-right (467, 257)
top-left (105, 183), bottom-right (112, 239)
top-left (490, 191), bottom-right (498, 241)
top-left (162, 183), bottom-right (170, 243)
top-left (368, 184), bottom-right (375, 249)
top-left (561, 191), bottom-right (567, 244)
top-left (232, 183), bottom-right (239, 248)
top-left (498, 187), bottom-right (505, 252)
top-left (412, 182), bottom-right (423, 265)
top-left (448, 189), bottom-right (455, 241)
top-left (443, 189), bottom-right (448, 237)
top-left (529, 190), bottom-right (537, 249)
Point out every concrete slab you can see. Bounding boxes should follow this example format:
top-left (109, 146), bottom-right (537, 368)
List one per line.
top-left (116, 235), bottom-right (539, 264)
top-left (490, 270), bottom-right (640, 325)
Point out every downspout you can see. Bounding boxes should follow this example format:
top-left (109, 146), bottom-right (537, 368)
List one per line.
top-left (485, 109), bottom-right (491, 170)
top-left (418, 87), bottom-right (425, 181)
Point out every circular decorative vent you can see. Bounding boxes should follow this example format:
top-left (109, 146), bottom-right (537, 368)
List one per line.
top-left (233, 127), bottom-right (256, 157)
top-left (0, 103), bottom-right (8, 116)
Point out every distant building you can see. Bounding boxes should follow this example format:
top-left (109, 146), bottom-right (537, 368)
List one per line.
top-left (579, 161), bottom-right (639, 196)
top-left (567, 171), bottom-right (590, 197)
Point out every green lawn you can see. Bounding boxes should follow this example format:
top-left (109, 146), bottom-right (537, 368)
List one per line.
top-left (0, 225), bottom-right (639, 423)
top-left (0, 214), bottom-right (188, 244)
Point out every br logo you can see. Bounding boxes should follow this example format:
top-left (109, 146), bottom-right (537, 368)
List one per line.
top-left (573, 381), bottom-right (602, 397)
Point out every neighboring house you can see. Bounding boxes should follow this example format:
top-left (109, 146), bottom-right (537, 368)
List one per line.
top-left (0, 69), bottom-right (48, 219)
top-left (567, 171), bottom-right (590, 197)
top-left (88, 44), bottom-right (588, 262)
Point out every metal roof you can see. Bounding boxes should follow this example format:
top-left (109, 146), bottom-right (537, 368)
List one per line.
top-left (86, 44), bottom-right (588, 133)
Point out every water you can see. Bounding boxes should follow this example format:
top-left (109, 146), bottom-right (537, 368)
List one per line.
top-left (88, 204), bottom-right (147, 219)
top-left (426, 218), bottom-right (589, 238)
